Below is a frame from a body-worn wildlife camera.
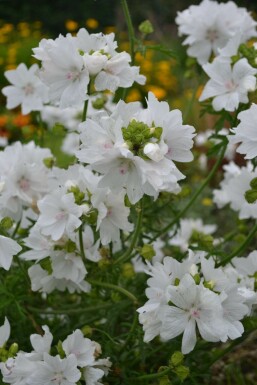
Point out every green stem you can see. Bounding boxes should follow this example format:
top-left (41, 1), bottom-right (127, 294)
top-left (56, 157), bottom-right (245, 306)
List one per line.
top-left (218, 221), bottom-right (257, 266)
top-left (130, 367), bottom-right (171, 381)
top-left (119, 312), bottom-right (138, 352)
top-left (81, 99), bottom-right (89, 122)
top-left (12, 219), bottom-right (21, 238)
top-left (88, 279), bottom-right (138, 304)
top-left (36, 111), bottom-right (45, 146)
top-left (150, 143), bottom-right (227, 242)
top-left (79, 224), bottom-right (86, 264)
top-left (114, 199), bottom-right (143, 265)
top-left (27, 303), bottom-right (112, 315)
top-left (183, 85), bottom-right (198, 123)
top-left (121, 0), bottom-right (135, 65)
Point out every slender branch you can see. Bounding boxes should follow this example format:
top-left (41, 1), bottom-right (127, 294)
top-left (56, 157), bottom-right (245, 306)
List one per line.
top-left (79, 224), bottom-right (86, 264)
top-left (218, 221), bottom-right (257, 266)
top-left (119, 311), bottom-right (138, 353)
top-left (81, 99), bottom-right (89, 122)
top-left (121, 0), bottom-right (135, 65)
top-left (12, 219), bottom-right (21, 238)
top-left (114, 199), bottom-right (143, 265)
top-left (27, 303), bottom-right (112, 315)
top-left (88, 279), bottom-right (138, 304)
top-left (130, 367), bottom-right (171, 381)
top-left (150, 143), bottom-right (227, 242)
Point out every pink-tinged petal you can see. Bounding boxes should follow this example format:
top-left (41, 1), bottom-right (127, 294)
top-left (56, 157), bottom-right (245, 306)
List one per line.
top-left (182, 318), bottom-right (197, 354)
top-left (160, 306), bottom-right (188, 340)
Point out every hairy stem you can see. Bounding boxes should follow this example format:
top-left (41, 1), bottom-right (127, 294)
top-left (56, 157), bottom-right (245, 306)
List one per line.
top-left (88, 279), bottom-right (138, 304)
top-left (114, 199), bottom-right (143, 265)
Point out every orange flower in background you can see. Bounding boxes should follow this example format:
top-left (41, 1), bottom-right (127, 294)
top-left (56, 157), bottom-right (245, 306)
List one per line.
top-left (13, 114), bottom-right (31, 127)
top-left (86, 18), bottom-right (99, 30)
top-left (145, 85), bottom-right (167, 100)
top-left (0, 116), bottom-right (8, 128)
top-left (65, 20), bottom-right (78, 32)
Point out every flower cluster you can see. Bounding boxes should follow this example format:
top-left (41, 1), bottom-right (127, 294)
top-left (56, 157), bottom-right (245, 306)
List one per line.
top-left (176, 0), bottom-right (257, 65)
top-left (2, 28), bottom-right (146, 113)
top-left (137, 250), bottom-right (257, 354)
top-left (0, 320), bottom-right (111, 385)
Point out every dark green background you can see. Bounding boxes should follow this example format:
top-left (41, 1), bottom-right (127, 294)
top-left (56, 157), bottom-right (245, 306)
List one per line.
top-left (0, 0), bottom-right (256, 36)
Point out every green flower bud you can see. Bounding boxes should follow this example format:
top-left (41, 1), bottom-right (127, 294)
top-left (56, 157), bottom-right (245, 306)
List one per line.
top-left (122, 262), bottom-right (135, 278)
top-left (68, 186), bottom-right (85, 205)
top-left (8, 343), bottom-right (18, 357)
top-left (170, 351), bottom-right (184, 367)
top-left (174, 365), bottom-right (190, 381)
top-left (245, 189), bottom-right (257, 204)
top-left (92, 95), bottom-right (108, 110)
top-left (250, 177), bottom-right (257, 190)
top-left (81, 325), bottom-right (93, 336)
top-left (139, 20), bottom-right (154, 35)
top-left (204, 280), bottom-right (215, 290)
top-left (0, 217), bottom-right (14, 230)
top-left (43, 157), bottom-right (55, 168)
top-left (139, 244), bottom-right (156, 261)
top-left (56, 340), bottom-right (65, 358)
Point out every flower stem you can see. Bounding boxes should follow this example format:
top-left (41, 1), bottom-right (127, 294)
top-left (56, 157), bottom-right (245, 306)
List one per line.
top-left (87, 279), bottom-right (138, 304)
top-left (81, 99), bottom-right (89, 122)
top-left (79, 224), bottom-right (86, 264)
top-left (218, 221), bottom-right (257, 266)
top-left (130, 367), bottom-right (171, 381)
top-left (114, 199), bottom-right (143, 265)
top-left (150, 142), bottom-right (227, 242)
top-left (27, 303), bottom-right (112, 315)
top-left (121, 0), bottom-right (135, 65)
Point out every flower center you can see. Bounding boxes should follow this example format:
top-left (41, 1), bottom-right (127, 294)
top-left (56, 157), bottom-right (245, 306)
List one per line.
top-left (225, 80), bottom-right (237, 91)
top-left (23, 83), bottom-right (34, 95)
top-left (55, 211), bottom-right (67, 221)
top-left (66, 70), bottom-right (80, 82)
top-left (206, 29), bottom-right (219, 43)
top-left (190, 307), bottom-right (201, 319)
top-left (19, 177), bottom-right (30, 191)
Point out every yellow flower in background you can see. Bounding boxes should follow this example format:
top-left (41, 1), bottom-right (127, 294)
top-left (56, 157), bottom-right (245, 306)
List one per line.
top-left (201, 198), bottom-right (213, 207)
top-left (86, 18), bottom-right (99, 29)
top-left (104, 26), bottom-right (116, 34)
top-left (65, 20), bottom-right (78, 32)
top-left (126, 89), bottom-right (142, 102)
top-left (1, 23), bottom-right (13, 34)
top-left (145, 85), bottom-right (167, 99)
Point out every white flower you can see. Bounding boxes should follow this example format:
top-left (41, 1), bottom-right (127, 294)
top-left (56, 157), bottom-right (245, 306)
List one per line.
top-left (0, 235), bottom-right (22, 270)
top-left (35, 35), bottom-right (89, 108)
top-left (0, 141), bottom-right (52, 220)
top-left (62, 330), bottom-right (95, 367)
top-left (0, 317), bottom-right (10, 347)
top-left (2, 63), bottom-right (49, 114)
top-left (37, 189), bottom-right (83, 241)
top-left (29, 326), bottom-right (53, 360)
top-left (169, 218), bottom-right (216, 251)
top-left (77, 93), bottom-right (195, 204)
top-left (92, 189), bottom-right (133, 245)
top-left (20, 225), bottom-right (55, 262)
top-left (28, 353), bottom-right (81, 385)
top-left (230, 103), bottom-right (257, 159)
top-left (176, 0), bottom-right (257, 64)
top-left (199, 57), bottom-right (257, 111)
top-left (233, 250), bottom-right (257, 277)
top-left (213, 162), bottom-right (257, 219)
top-left (161, 274), bottom-right (226, 354)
